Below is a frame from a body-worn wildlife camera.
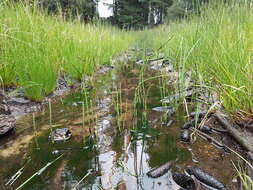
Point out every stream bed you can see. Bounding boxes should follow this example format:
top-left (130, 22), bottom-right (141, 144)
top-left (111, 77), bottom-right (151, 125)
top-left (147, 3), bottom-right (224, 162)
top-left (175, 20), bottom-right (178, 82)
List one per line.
top-left (0, 61), bottom-right (239, 190)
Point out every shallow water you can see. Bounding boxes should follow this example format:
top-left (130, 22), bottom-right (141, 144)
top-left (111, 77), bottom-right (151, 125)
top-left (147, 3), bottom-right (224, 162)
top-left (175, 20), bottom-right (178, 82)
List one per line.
top-left (0, 62), bottom-right (238, 190)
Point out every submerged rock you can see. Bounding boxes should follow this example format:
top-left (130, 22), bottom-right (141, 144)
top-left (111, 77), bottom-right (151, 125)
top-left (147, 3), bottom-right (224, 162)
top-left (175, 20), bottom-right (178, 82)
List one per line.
top-left (172, 173), bottom-right (195, 190)
top-left (180, 130), bottom-right (191, 143)
top-left (147, 161), bottom-right (174, 178)
top-left (186, 167), bottom-right (227, 190)
top-left (49, 128), bottom-right (71, 142)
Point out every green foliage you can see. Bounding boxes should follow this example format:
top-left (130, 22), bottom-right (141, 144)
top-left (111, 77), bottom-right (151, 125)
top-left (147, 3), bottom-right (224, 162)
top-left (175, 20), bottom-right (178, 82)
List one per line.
top-left (0, 1), bottom-right (134, 100)
top-left (112, 0), bottom-right (173, 28)
top-left (149, 1), bottom-right (253, 112)
top-left (166, 0), bottom-right (209, 21)
top-left (38, 0), bottom-right (97, 22)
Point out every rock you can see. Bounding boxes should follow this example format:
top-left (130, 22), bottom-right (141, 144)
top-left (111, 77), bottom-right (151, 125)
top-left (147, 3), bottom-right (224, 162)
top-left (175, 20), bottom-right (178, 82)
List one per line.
top-left (161, 59), bottom-right (171, 66)
top-left (200, 125), bottom-right (212, 134)
top-left (186, 167), bottom-right (227, 190)
top-left (147, 161), bottom-right (174, 178)
top-left (180, 130), bottom-right (191, 143)
top-left (166, 120), bottom-right (173, 127)
top-left (49, 128), bottom-right (71, 142)
top-left (149, 57), bottom-right (165, 70)
top-left (136, 60), bottom-right (144, 65)
top-left (161, 89), bottom-right (193, 104)
top-left (182, 119), bottom-right (195, 130)
top-left (0, 93), bottom-right (11, 115)
top-left (0, 92), bottom-right (16, 135)
top-left (97, 65), bottom-right (113, 74)
top-left (172, 173), bottom-right (195, 190)
top-left (8, 97), bottom-right (30, 105)
top-left (189, 111), bottom-right (208, 119)
top-left (152, 106), bottom-right (174, 113)
top-left (57, 76), bottom-right (69, 90)
top-left (52, 150), bottom-right (61, 155)
top-left (0, 114), bottom-right (16, 135)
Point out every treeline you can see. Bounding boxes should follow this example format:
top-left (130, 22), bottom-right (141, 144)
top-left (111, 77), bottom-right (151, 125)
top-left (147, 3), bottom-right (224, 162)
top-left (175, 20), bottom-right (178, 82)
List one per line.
top-left (111, 0), bottom-right (209, 28)
top-left (20, 0), bottom-right (209, 28)
top-left (35, 0), bottom-right (97, 22)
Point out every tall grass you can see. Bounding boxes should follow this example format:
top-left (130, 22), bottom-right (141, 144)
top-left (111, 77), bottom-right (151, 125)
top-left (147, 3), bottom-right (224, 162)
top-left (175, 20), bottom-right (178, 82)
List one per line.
top-left (0, 1), bottom-right (134, 100)
top-left (149, 1), bottom-right (253, 112)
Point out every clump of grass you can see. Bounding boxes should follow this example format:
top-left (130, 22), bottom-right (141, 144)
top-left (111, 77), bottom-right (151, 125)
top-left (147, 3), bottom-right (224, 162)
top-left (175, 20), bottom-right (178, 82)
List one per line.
top-left (0, 1), bottom-right (134, 101)
top-left (233, 162), bottom-right (253, 190)
top-left (148, 1), bottom-right (253, 113)
top-left (230, 148), bottom-right (253, 190)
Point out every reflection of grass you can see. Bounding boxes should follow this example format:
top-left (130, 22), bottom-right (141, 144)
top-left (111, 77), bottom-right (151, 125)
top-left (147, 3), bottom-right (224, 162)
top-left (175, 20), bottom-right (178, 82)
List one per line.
top-left (16, 130), bottom-right (98, 189)
top-left (112, 85), bottom-right (124, 130)
top-left (147, 133), bottom-right (190, 167)
top-left (16, 154), bottom-right (64, 190)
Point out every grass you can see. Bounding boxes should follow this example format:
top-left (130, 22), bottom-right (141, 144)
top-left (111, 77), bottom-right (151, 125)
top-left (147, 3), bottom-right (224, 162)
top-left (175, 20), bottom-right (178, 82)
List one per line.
top-left (230, 148), bottom-right (253, 190)
top-left (146, 1), bottom-right (253, 113)
top-left (1, 1), bottom-right (252, 114)
top-left (0, 1), bottom-right (134, 101)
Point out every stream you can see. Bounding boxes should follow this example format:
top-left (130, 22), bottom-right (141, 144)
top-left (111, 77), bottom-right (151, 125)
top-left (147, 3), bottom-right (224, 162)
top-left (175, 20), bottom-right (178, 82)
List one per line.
top-left (0, 61), bottom-right (238, 190)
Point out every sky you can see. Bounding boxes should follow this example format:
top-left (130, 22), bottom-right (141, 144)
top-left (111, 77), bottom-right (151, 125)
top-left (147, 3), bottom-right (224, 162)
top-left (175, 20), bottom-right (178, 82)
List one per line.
top-left (98, 0), bottom-right (113, 18)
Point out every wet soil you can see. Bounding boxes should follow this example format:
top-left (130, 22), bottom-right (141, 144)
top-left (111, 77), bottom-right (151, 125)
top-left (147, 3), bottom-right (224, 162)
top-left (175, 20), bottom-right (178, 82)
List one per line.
top-left (0, 61), bottom-right (239, 190)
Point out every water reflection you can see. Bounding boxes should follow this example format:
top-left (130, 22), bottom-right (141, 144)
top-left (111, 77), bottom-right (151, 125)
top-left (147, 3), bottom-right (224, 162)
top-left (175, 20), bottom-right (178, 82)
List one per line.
top-left (0, 63), bottom-right (236, 190)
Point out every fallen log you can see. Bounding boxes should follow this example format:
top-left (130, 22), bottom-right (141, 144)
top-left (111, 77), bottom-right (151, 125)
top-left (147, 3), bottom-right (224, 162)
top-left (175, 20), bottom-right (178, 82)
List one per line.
top-left (214, 111), bottom-right (253, 153)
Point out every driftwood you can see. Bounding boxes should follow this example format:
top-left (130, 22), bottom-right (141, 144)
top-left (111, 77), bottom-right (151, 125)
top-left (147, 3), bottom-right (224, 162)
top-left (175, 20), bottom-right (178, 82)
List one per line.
top-left (214, 111), bottom-right (253, 153)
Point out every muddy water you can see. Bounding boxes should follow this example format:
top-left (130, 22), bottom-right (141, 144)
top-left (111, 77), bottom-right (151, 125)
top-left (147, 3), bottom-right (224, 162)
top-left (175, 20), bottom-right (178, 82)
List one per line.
top-left (0, 62), bottom-right (238, 190)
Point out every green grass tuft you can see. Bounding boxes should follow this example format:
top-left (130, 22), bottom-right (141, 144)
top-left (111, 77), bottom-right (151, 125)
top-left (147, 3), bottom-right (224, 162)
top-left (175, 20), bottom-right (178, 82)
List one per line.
top-left (0, 1), bottom-right (134, 100)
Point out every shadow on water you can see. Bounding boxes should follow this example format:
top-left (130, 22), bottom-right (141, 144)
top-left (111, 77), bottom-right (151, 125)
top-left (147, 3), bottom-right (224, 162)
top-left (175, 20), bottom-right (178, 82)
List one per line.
top-left (0, 62), bottom-right (237, 190)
